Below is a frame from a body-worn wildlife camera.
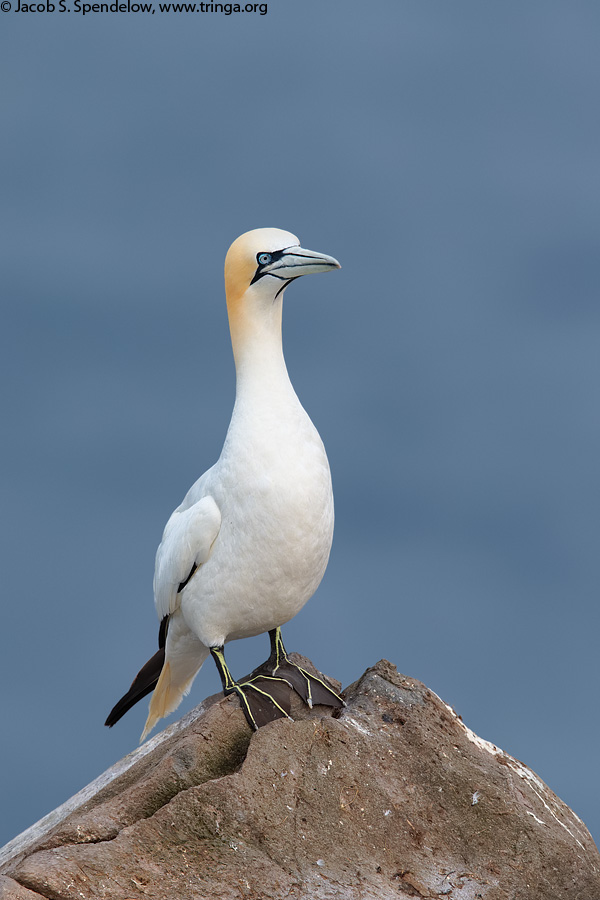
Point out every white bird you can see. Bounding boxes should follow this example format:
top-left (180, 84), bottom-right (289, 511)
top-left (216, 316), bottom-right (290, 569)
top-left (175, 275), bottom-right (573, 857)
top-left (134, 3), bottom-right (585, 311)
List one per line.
top-left (105, 228), bottom-right (343, 739)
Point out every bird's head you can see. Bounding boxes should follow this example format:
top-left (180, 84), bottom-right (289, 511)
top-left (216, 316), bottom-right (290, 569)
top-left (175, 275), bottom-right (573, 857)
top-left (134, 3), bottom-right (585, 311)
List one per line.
top-left (224, 228), bottom-right (340, 313)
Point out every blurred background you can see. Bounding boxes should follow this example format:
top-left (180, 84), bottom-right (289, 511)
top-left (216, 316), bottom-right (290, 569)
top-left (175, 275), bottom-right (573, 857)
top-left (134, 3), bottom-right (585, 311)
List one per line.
top-left (1, 0), bottom-right (599, 848)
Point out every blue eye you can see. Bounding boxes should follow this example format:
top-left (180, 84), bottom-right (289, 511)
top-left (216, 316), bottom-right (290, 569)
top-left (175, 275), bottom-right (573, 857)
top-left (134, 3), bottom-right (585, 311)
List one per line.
top-left (258, 253), bottom-right (272, 265)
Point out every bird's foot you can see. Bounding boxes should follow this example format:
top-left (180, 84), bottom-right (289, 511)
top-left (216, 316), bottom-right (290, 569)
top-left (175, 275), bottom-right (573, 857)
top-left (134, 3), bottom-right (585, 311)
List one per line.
top-left (210, 632), bottom-right (345, 732)
top-left (264, 627), bottom-right (346, 711)
top-left (210, 647), bottom-right (294, 731)
top-left (272, 658), bottom-right (345, 710)
top-left (227, 674), bottom-right (296, 730)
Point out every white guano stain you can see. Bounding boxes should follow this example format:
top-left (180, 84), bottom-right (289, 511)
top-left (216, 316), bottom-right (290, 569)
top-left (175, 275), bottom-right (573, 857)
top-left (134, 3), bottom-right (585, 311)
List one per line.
top-left (342, 716), bottom-right (373, 737)
top-left (433, 692), bottom-right (589, 854)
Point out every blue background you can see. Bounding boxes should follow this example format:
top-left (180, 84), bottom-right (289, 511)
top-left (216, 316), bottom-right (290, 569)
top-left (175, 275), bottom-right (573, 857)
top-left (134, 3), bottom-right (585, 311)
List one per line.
top-left (2, 0), bottom-right (599, 848)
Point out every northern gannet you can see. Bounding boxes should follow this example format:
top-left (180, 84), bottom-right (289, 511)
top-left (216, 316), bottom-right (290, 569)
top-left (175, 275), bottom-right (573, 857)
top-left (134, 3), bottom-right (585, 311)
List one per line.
top-left (105, 228), bottom-right (343, 738)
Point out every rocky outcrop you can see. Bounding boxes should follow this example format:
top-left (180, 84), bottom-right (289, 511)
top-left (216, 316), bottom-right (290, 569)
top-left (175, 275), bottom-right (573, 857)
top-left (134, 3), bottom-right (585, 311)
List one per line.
top-left (1, 658), bottom-right (598, 899)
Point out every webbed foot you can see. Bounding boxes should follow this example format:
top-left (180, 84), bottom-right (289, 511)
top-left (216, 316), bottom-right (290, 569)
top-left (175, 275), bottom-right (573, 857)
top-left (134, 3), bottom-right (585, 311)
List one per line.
top-left (210, 629), bottom-right (345, 731)
top-left (210, 646), bottom-right (294, 730)
top-left (263, 627), bottom-right (345, 711)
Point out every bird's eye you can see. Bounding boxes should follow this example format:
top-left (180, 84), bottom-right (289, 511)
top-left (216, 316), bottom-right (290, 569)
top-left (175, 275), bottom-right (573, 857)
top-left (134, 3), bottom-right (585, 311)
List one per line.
top-left (257, 253), bottom-right (272, 266)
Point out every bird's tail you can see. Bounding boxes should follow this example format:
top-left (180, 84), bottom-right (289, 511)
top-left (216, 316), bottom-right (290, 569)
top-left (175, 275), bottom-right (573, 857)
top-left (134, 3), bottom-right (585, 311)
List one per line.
top-left (105, 648), bottom-right (165, 729)
top-left (140, 623), bottom-right (209, 742)
top-left (105, 613), bottom-right (208, 742)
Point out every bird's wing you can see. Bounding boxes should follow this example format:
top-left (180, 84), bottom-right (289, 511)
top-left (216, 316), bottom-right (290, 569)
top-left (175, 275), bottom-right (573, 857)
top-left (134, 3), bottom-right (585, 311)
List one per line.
top-left (153, 494), bottom-right (221, 621)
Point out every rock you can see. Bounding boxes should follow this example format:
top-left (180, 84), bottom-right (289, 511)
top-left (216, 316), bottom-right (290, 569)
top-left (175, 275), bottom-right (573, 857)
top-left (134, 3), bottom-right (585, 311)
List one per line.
top-left (1, 658), bottom-right (598, 899)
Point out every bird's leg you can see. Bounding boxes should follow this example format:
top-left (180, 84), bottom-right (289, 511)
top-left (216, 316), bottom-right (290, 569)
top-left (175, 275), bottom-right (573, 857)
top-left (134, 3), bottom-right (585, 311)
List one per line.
top-left (210, 645), bottom-right (293, 731)
top-left (260, 627), bottom-right (346, 711)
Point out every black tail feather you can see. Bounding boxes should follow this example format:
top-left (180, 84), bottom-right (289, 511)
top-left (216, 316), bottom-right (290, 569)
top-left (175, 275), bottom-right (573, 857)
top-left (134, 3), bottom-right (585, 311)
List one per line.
top-left (104, 648), bottom-right (165, 728)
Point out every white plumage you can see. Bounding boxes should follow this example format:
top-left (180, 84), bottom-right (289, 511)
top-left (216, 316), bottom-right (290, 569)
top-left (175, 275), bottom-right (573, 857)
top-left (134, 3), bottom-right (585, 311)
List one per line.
top-left (106, 227), bottom-right (342, 740)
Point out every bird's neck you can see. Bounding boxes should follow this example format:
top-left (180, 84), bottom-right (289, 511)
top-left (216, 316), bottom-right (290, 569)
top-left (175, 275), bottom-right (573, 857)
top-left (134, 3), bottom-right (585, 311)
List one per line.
top-left (228, 296), bottom-right (295, 405)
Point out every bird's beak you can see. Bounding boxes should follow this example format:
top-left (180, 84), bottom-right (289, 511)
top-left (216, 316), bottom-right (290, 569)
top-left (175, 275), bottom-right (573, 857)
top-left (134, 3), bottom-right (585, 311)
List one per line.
top-left (265, 246), bottom-right (341, 279)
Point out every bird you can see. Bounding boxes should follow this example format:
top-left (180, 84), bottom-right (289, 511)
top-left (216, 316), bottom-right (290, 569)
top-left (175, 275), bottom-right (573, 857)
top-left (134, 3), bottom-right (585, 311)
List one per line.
top-left (105, 227), bottom-right (344, 740)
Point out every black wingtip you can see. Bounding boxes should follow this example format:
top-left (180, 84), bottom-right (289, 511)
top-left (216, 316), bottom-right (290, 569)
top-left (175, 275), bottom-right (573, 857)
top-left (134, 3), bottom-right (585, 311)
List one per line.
top-left (104, 647), bottom-right (165, 728)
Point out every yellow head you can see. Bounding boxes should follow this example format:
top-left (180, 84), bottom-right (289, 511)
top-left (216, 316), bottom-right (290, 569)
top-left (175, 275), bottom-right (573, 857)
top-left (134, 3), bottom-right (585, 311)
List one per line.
top-left (223, 228), bottom-right (340, 368)
top-left (224, 227), bottom-right (340, 309)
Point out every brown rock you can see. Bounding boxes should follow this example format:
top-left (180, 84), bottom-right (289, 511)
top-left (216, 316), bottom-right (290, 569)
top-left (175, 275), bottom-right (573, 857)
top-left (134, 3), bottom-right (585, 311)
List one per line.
top-left (0, 876), bottom-right (45, 900)
top-left (1, 658), bottom-right (598, 899)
